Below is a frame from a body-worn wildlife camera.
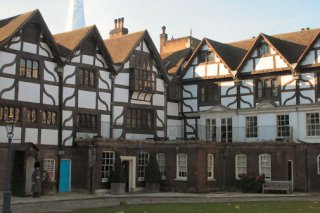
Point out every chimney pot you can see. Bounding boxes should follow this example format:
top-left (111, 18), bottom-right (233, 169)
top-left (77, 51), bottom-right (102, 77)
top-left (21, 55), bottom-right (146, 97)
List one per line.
top-left (114, 19), bottom-right (117, 29)
top-left (301, 28), bottom-right (305, 31)
top-left (162, 26), bottom-right (166, 34)
top-left (121, 17), bottom-right (124, 28)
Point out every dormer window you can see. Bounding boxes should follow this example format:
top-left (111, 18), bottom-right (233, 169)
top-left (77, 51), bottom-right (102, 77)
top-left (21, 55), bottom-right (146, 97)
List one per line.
top-left (258, 41), bottom-right (270, 56)
top-left (198, 51), bottom-right (215, 63)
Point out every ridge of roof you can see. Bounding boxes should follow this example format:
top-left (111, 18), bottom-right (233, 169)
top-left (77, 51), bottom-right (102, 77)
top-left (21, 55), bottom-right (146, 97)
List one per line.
top-left (104, 30), bottom-right (146, 64)
top-left (161, 47), bottom-right (192, 75)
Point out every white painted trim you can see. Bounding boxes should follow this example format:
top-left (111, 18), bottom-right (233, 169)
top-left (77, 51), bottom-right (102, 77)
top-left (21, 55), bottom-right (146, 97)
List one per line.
top-left (120, 156), bottom-right (136, 192)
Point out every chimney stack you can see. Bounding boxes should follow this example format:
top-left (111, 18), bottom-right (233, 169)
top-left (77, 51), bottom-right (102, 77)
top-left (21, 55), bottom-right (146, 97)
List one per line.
top-left (160, 26), bottom-right (168, 53)
top-left (109, 17), bottom-right (128, 38)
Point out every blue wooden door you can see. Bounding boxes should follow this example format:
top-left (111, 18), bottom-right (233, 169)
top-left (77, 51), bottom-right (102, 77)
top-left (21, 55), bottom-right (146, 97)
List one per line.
top-left (59, 159), bottom-right (71, 192)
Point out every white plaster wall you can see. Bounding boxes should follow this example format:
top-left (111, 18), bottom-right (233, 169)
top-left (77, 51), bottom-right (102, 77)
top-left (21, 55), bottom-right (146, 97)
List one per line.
top-left (219, 64), bottom-right (229, 75)
top-left (221, 97), bottom-right (236, 109)
top-left (301, 51), bottom-right (315, 65)
top-left (157, 131), bottom-right (164, 137)
top-left (202, 45), bottom-right (209, 51)
top-left (142, 41), bottom-right (150, 53)
top-left (101, 114), bottom-right (110, 138)
top-left (0, 127), bottom-right (21, 143)
top-left (25, 128), bottom-right (38, 144)
top-left (221, 81), bottom-right (236, 95)
top-left (95, 54), bottom-right (107, 68)
top-left (183, 99), bottom-right (197, 112)
top-left (43, 84), bottom-right (59, 106)
top-left (9, 39), bottom-right (21, 51)
top-left (207, 64), bottom-right (218, 76)
top-left (183, 85), bottom-right (197, 98)
top-left (63, 65), bottom-right (76, 85)
top-left (114, 88), bottom-right (128, 102)
top-left (99, 70), bottom-right (111, 89)
top-left (240, 95), bottom-right (254, 109)
top-left (62, 130), bottom-right (73, 146)
top-left (192, 57), bottom-right (198, 65)
top-left (167, 119), bottom-right (183, 140)
top-left (156, 78), bottom-right (164, 92)
top-left (300, 90), bottom-right (315, 104)
top-left (113, 129), bottom-right (123, 139)
top-left (275, 56), bottom-right (288, 68)
top-left (39, 42), bottom-right (53, 58)
top-left (240, 80), bottom-right (253, 94)
top-left (98, 92), bottom-right (111, 110)
top-left (317, 50), bottom-right (320, 63)
top-left (257, 113), bottom-right (277, 141)
top-left (252, 50), bottom-right (258, 57)
top-left (183, 67), bottom-right (193, 79)
top-left (0, 77), bottom-right (15, 100)
top-left (44, 61), bottom-right (58, 82)
top-left (153, 94), bottom-right (165, 106)
top-left (199, 106), bottom-right (211, 112)
top-left (125, 133), bottom-right (153, 141)
top-left (314, 39), bottom-right (320, 48)
top-left (270, 47), bottom-right (276, 55)
top-left (156, 110), bottom-right (165, 127)
top-left (82, 54), bottom-right (94, 65)
top-left (23, 42), bottom-right (37, 54)
top-left (71, 54), bottom-right (81, 63)
top-left (115, 73), bottom-right (129, 86)
top-left (0, 51), bottom-right (16, 75)
top-left (19, 82), bottom-right (40, 103)
top-left (63, 87), bottom-right (75, 107)
top-left (289, 112), bottom-right (298, 141)
top-left (300, 73), bottom-right (315, 89)
top-left (63, 110), bottom-right (73, 127)
top-left (113, 106), bottom-right (124, 124)
top-left (194, 65), bottom-right (205, 78)
top-left (167, 102), bottom-right (179, 116)
top-left (255, 56), bottom-right (274, 70)
top-left (78, 90), bottom-right (96, 109)
top-left (242, 59), bottom-right (253, 73)
top-left (281, 75), bottom-right (295, 90)
top-left (281, 92), bottom-right (296, 105)
top-left (41, 129), bottom-right (58, 145)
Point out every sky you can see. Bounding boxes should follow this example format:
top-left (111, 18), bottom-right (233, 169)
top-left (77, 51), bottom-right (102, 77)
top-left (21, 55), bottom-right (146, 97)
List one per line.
top-left (0, 0), bottom-right (320, 49)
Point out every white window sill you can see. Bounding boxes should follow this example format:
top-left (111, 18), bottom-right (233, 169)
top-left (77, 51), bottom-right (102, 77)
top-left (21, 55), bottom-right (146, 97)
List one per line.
top-left (175, 178), bottom-right (187, 181)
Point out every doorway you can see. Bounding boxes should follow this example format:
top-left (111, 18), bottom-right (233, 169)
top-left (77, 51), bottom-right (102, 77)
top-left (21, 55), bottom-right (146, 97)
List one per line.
top-left (25, 157), bottom-right (36, 195)
top-left (59, 159), bottom-right (71, 192)
top-left (120, 156), bottom-right (136, 192)
top-left (288, 160), bottom-right (294, 190)
top-left (122, 161), bottom-right (129, 192)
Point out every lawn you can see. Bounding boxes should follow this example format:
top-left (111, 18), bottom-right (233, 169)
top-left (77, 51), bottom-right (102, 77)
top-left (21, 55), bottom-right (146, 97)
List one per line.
top-left (60, 201), bottom-right (320, 213)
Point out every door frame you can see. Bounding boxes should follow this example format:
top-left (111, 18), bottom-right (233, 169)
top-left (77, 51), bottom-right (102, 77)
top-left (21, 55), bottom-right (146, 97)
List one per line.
top-left (288, 160), bottom-right (294, 190)
top-left (120, 156), bottom-right (136, 192)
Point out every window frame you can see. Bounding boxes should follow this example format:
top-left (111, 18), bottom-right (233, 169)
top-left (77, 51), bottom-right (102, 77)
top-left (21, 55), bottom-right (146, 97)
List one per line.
top-left (306, 112), bottom-right (320, 137)
top-left (77, 113), bottom-right (98, 130)
top-left (255, 78), bottom-right (279, 101)
top-left (198, 50), bottom-right (215, 64)
top-left (41, 110), bottom-right (57, 126)
top-left (317, 154), bottom-right (320, 175)
top-left (43, 159), bottom-right (55, 181)
top-left (138, 152), bottom-right (149, 182)
top-left (246, 116), bottom-right (258, 138)
top-left (19, 58), bottom-right (39, 79)
top-left (176, 153), bottom-right (188, 181)
top-left (235, 154), bottom-right (247, 179)
top-left (207, 154), bottom-right (215, 180)
top-left (259, 154), bottom-right (271, 180)
top-left (156, 153), bottom-right (166, 180)
top-left (198, 82), bottom-right (220, 106)
top-left (0, 106), bottom-right (21, 123)
top-left (101, 151), bottom-right (115, 183)
top-left (277, 114), bottom-right (290, 138)
top-left (77, 68), bottom-right (96, 88)
top-left (131, 68), bottom-right (156, 93)
top-left (126, 108), bottom-right (154, 133)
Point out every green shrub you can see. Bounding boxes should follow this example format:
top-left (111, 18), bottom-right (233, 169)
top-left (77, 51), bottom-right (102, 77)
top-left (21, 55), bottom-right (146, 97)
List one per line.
top-left (238, 172), bottom-right (265, 193)
top-left (109, 152), bottom-right (126, 183)
top-left (145, 153), bottom-right (161, 183)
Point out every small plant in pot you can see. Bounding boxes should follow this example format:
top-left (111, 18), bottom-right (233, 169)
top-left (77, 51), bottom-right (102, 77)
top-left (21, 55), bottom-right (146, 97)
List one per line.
top-left (109, 152), bottom-right (126, 195)
top-left (145, 153), bottom-right (162, 193)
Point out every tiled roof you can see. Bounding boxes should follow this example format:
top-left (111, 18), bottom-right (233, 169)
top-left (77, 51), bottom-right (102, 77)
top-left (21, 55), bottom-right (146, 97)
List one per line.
top-left (53, 26), bottom-right (95, 55)
top-left (161, 48), bottom-right (192, 74)
top-left (0, 10), bottom-right (37, 44)
top-left (104, 30), bottom-right (145, 64)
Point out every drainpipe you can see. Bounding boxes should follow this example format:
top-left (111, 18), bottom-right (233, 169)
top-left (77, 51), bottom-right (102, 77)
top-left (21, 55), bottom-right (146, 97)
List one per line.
top-left (109, 74), bottom-right (115, 139)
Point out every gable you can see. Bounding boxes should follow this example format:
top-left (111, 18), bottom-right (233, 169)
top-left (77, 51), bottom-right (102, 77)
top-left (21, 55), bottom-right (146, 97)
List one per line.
top-left (240, 39), bottom-right (289, 73)
top-left (300, 38), bottom-right (320, 66)
top-left (183, 41), bottom-right (231, 80)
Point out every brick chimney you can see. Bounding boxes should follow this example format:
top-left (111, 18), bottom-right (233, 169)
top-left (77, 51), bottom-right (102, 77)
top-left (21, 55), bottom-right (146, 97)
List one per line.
top-left (160, 26), bottom-right (168, 53)
top-left (109, 17), bottom-right (128, 38)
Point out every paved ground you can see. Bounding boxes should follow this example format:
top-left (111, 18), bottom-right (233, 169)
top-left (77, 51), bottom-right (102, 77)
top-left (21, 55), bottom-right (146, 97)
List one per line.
top-left (0, 192), bottom-right (319, 213)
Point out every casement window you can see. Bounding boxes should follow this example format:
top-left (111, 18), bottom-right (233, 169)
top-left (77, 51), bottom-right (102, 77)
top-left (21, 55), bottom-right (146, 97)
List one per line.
top-left (26, 109), bottom-right (37, 123)
top-left (199, 83), bottom-right (220, 105)
top-left (176, 153), bottom-right (187, 180)
top-left (131, 68), bottom-right (156, 92)
top-left (317, 154), bottom-right (320, 175)
top-left (77, 113), bottom-right (97, 129)
top-left (138, 152), bottom-right (149, 181)
top-left (255, 78), bottom-right (279, 100)
top-left (221, 118), bottom-right (232, 142)
top-left (205, 119), bottom-right (216, 141)
top-left (198, 50), bottom-right (215, 63)
top-left (246, 116), bottom-right (258, 138)
top-left (101, 151), bottom-right (115, 182)
top-left (78, 69), bottom-right (95, 87)
top-left (306, 113), bottom-right (320, 136)
top-left (20, 58), bottom-right (39, 79)
top-left (207, 154), bottom-right (215, 180)
top-left (0, 106), bottom-right (20, 122)
top-left (258, 41), bottom-right (270, 56)
top-left (168, 83), bottom-right (181, 100)
top-left (235, 154), bottom-right (247, 179)
top-left (156, 153), bottom-right (166, 180)
top-left (43, 159), bottom-right (55, 181)
top-left (41, 111), bottom-right (57, 125)
top-left (259, 154), bottom-right (271, 180)
top-left (126, 108), bottom-right (154, 133)
top-left (277, 114), bottom-right (290, 137)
